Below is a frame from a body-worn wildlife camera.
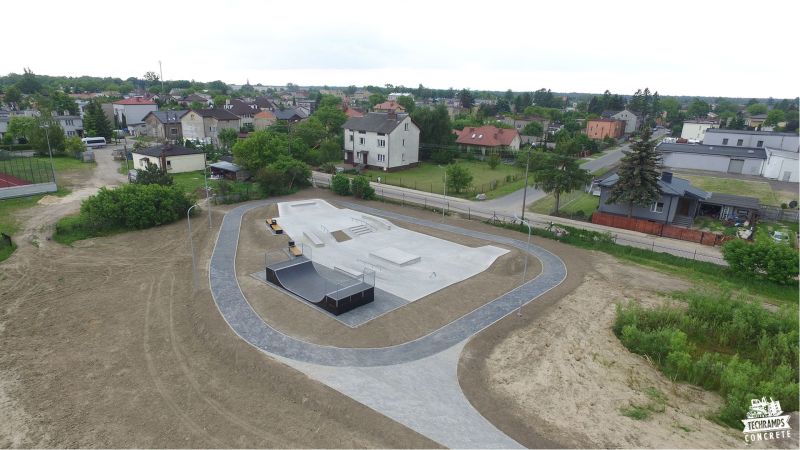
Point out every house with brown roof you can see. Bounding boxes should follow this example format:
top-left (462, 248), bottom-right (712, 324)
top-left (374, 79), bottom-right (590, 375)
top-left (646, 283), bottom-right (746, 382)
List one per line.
top-left (344, 107), bottom-right (364, 118)
top-left (181, 109), bottom-right (241, 145)
top-left (586, 118), bottom-right (625, 140)
top-left (373, 101), bottom-right (406, 112)
top-left (223, 99), bottom-right (260, 128)
top-left (143, 110), bottom-right (188, 142)
top-left (253, 110), bottom-right (276, 130)
top-left (455, 126), bottom-right (520, 155)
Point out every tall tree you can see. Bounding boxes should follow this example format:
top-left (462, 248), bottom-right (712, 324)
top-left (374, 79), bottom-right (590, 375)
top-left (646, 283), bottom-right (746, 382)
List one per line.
top-left (530, 138), bottom-right (593, 213)
top-left (606, 129), bottom-right (662, 217)
top-left (83, 100), bottom-right (112, 139)
top-left (411, 105), bottom-right (452, 145)
top-left (686, 98), bottom-right (711, 118)
top-left (396, 95), bottom-right (415, 113)
top-left (458, 88), bottom-right (475, 109)
top-left (4, 85), bottom-right (21, 108)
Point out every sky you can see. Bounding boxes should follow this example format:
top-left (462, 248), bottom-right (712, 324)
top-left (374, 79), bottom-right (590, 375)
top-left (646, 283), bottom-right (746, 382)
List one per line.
top-left (3, 0), bottom-right (798, 98)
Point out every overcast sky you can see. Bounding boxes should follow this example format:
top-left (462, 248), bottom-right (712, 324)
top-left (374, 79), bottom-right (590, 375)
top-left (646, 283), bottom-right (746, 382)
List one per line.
top-left (3, 0), bottom-right (797, 98)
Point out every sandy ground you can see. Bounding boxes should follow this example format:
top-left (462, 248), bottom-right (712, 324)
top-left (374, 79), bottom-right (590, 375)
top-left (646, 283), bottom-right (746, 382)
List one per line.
top-left (237, 197), bottom-right (542, 348)
top-left (1, 167), bottom-right (436, 447)
top-left (460, 251), bottom-right (800, 449)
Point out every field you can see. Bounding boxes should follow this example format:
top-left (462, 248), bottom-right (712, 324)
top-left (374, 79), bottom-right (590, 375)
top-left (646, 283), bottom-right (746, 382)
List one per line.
top-left (357, 160), bottom-right (525, 200)
top-left (674, 173), bottom-right (785, 205)
top-left (528, 190), bottom-right (599, 217)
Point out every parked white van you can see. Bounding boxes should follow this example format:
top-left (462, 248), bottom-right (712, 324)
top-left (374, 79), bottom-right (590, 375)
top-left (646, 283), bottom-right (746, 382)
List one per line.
top-left (81, 137), bottom-right (107, 148)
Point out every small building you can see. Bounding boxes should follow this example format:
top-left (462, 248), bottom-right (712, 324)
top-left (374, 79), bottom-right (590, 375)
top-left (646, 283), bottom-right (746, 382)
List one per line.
top-left (112, 97), bottom-right (158, 135)
top-left (53, 114), bottom-right (84, 137)
top-left (499, 115), bottom-right (550, 135)
top-left (253, 110), bottom-right (276, 130)
top-left (373, 101), bottom-right (406, 113)
top-left (597, 172), bottom-right (710, 226)
top-left (143, 110), bottom-right (188, 142)
top-left (680, 120), bottom-right (719, 141)
top-left (762, 148), bottom-right (799, 182)
top-left (455, 125), bottom-right (521, 154)
top-left (131, 144), bottom-right (205, 173)
top-left (209, 160), bottom-right (250, 181)
top-left (658, 142), bottom-right (766, 175)
top-left (702, 128), bottom-right (799, 152)
top-left (223, 99), bottom-right (260, 128)
top-left (273, 108), bottom-right (305, 124)
top-left (698, 192), bottom-right (761, 222)
top-left (586, 118), bottom-right (625, 140)
top-left (603, 109), bottom-right (641, 134)
top-left (181, 109), bottom-right (241, 146)
top-left (746, 114), bottom-right (768, 129)
top-left (341, 111), bottom-right (420, 170)
top-left (388, 93), bottom-right (413, 101)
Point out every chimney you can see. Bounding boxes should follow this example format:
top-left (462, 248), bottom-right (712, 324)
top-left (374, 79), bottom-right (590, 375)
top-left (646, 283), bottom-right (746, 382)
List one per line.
top-left (661, 171), bottom-right (673, 183)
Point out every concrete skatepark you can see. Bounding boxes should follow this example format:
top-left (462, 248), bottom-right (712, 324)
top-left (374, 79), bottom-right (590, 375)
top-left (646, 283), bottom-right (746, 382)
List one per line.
top-left (209, 199), bottom-right (567, 448)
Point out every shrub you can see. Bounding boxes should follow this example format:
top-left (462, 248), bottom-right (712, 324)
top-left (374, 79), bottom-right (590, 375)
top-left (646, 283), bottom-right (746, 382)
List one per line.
top-left (351, 175), bottom-right (375, 199)
top-left (134, 162), bottom-right (174, 186)
top-left (446, 163), bottom-right (473, 193)
top-left (331, 173), bottom-right (351, 196)
top-left (487, 152), bottom-right (500, 169)
top-left (320, 161), bottom-right (337, 174)
top-left (431, 148), bottom-right (456, 165)
top-left (79, 184), bottom-right (193, 232)
top-left (722, 239), bottom-right (799, 284)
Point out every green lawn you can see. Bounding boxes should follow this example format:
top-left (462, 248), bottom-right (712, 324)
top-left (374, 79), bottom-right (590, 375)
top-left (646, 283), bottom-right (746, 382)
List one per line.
top-left (674, 173), bottom-right (779, 205)
top-left (357, 160), bottom-right (525, 200)
top-left (529, 190), bottom-right (599, 216)
top-left (32, 155), bottom-right (95, 172)
top-left (171, 171), bottom-right (264, 200)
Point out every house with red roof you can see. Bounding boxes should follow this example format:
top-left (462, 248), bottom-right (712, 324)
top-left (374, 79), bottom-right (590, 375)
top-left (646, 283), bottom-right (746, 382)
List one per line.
top-left (373, 101), bottom-right (406, 112)
top-left (455, 126), bottom-right (520, 155)
top-left (112, 97), bottom-right (158, 136)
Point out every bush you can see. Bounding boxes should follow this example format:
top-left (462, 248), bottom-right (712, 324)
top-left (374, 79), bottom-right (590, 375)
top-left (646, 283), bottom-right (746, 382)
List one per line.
top-left (431, 148), bottom-right (456, 165)
top-left (722, 239), bottom-right (799, 284)
top-left (446, 163), bottom-right (473, 193)
top-left (351, 175), bottom-right (375, 200)
top-left (487, 152), bottom-right (500, 169)
top-left (320, 162), bottom-right (337, 174)
top-left (134, 162), bottom-right (174, 186)
top-left (80, 184), bottom-right (193, 232)
top-left (331, 173), bottom-right (351, 196)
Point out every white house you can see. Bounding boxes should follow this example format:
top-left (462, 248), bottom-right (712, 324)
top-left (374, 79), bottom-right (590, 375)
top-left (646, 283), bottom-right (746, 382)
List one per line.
top-left (131, 144), bottom-right (206, 174)
top-left (603, 109), bottom-right (641, 134)
top-left (680, 120), bottom-right (719, 142)
top-left (342, 111), bottom-right (420, 170)
top-left (702, 129), bottom-right (799, 152)
top-left (388, 92), bottom-right (413, 101)
top-left (658, 142), bottom-right (767, 175)
top-left (112, 97), bottom-right (158, 136)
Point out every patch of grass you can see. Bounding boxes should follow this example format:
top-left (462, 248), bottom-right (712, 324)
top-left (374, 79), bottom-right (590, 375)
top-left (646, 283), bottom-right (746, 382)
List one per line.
top-left (675, 173), bottom-right (779, 205)
top-left (32, 155), bottom-right (94, 171)
top-left (0, 239), bottom-right (15, 262)
top-left (620, 389), bottom-right (667, 420)
top-left (52, 215), bottom-right (127, 246)
top-left (591, 165), bottom-right (613, 178)
top-left (357, 160), bottom-right (525, 200)
top-left (529, 191), bottom-right (599, 217)
top-left (170, 171), bottom-right (264, 201)
top-left (755, 221), bottom-right (797, 248)
top-left (0, 196), bottom-right (41, 236)
top-left (620, 404), bottom-right (652, 420)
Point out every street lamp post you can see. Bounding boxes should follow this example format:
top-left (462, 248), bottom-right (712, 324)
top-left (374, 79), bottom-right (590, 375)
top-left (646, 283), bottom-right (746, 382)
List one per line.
top-left (203, 151), bottom-right (211, 229)
top-left (513, 214), bottom-right (533, 317)
top-left (521, 145), bottom-right (531, 221)
top-left (438, 165), bottom-right (447, 222)
top-left (187, 204), bottom-right (199, 289)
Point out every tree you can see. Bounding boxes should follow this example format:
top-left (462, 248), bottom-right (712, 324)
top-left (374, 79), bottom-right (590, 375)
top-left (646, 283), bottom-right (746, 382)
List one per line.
top-left (533, 88), bottom-right (558, 108)
top-left (396, 95), bottom-right (415, 113)
top-left (746, 103), bottom-right (768, 115)
top-left (606, 129), bottom-right (662, 217)
top-left (514, 92), bottom-right (532, 112)
top-left (143, 71), bottom-right (160, 83)
top-left (458, 88), bottom-right (475, 109)
top-left (446, 163), bottom-right (473, 194)
top-left (411, 105), bottom-right (452, 145)
top-left (529, 139), bottom-right (592, 213)
top-left (292, 119), bottom-right (327, 148)
top-left (368, 93), bottom-right (387, 108)
top-left (487, 152), bottom-right (500, 169)
top-left (351, 175), bottom-right (375, 199)
top-left (764, 109), bottom-right (786, 127)
top-left (17, 68), bottom-right (41, 94)
top-left (6, 116), bottom-right (37, 143)
top-left (83, 100), bottom-right (112, 139)
top-left (217, 128), bottom-right (238, 151)
top-left (4, 85), bottom-right (21, 107)
top-left (135, 162), bottom-right (174, 186)
top-left (522, 121), bottom-right (543, 137)
top-left (312, 106), bottom-right (347, 133)
top-left (686, 98), bottom-right (710, 118)
top-left (64, 136), bottom-right (86, 157)
top-left (29, 120), bottom-right (65, 155)
top-left (331, 173), bottom-right (351, 195)
top-left (722, 239), bottom-right (798, 285)
top-left (232, 130), bottom-right (290, 171)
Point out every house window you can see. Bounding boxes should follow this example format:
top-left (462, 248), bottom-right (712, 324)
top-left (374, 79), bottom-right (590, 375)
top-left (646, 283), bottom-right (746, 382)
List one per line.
top-left (66, 131), bottom-right (75, 136)
top-left (402, 139), bottom-right (405, 147)
top-left (349, 135), bottom-right (353, 142)
top-left (377, 154), bottom-right (386, 162)
top-left (757, 140), bottom-right (763, 147)
top-left (650, 201), bottom-right (664, 213)
top-left (359, 137), bottom-right (365, 145)
top-left (170, 128), bottom-right (178, 136)
top-left (377, 139), bottom-right (386, 147)
top-left (166, 160), bottom-right (172, 169)
top-left (404, 122), bottom-right (409, 131)
top-left (722, 138), bottom-right (729, 145)
top-left (402, 152), bottom-right (405, 162)
top-left (736, 139), bottom-right (743, 146)
top-left (65, 119), bottom-right (74, 126)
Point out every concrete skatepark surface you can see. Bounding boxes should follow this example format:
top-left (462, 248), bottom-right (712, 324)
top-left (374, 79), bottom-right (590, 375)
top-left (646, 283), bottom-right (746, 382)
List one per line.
top-left (209, 199), bottom-right (567, 448)
top-left (274, 199), bottom-right (509, 302)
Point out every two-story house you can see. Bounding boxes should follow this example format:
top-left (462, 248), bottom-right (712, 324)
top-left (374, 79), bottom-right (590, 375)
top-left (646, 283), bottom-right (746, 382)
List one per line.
top-left (342, 111), bottom-right (420, 171)
top-left (112, 97), bottom-right (158, 136)
top-left (53, 114), bottom-right (84, 137)
top-left (586, 118), bottom-right (625, 140)
top-left (223, 99), bottom-right (260, 129)
top-left (181, 109), bottom-right (241, 146)
top-left (143, 110), bottom-right (188, 142)
top-left (602, 109), bottom-right (641, 134)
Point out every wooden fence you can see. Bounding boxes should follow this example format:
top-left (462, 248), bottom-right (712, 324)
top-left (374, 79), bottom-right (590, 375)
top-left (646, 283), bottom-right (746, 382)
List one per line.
top-left (591, 211), bottom-right (731, 246)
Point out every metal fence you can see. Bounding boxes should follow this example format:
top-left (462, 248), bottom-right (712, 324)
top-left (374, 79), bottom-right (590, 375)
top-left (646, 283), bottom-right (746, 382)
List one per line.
top-left (315, 178), bottom-right (728, 266)
top-left (759, 205), bottom-right (799, 222)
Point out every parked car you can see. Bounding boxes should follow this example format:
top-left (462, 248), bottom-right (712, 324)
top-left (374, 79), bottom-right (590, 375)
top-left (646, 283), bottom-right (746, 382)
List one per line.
top-left (772, 231), bottom-right (786, 243)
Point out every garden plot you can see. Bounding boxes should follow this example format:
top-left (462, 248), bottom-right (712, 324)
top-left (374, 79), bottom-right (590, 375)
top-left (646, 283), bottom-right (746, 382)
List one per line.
top-left (275, 199), bottom-right (508, 302)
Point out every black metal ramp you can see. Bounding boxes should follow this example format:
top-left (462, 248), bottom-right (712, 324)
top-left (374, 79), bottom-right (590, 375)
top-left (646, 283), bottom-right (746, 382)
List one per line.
top-left (266, 257), bottom-right (374, 315)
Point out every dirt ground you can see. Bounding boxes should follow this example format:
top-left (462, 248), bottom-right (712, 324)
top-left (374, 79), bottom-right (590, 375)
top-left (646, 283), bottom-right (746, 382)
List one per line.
top-left (459, 251), bottom-right (799, 449)
top-left (237, 199), bottom-right (542, 348)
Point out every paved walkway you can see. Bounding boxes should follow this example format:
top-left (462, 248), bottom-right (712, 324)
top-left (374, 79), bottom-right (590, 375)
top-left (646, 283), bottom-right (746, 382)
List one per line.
top-left (209, 200), bottom-right (567, 448)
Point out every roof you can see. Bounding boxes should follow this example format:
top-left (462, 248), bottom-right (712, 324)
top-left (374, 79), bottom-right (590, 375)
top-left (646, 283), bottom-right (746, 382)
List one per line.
top-left (588, 118), bottom-right (625, 123)
top-left (131, 144), bottom-right (204, 158)
top-left (191, 109), bottom-right (241, 121)
top-left (344, 108), bottom-right (364, 118)
top-left (705, 128), bottom-right (798, 137)
top-left (209, 161), bottom-right (243, 172)
top-left (749, 114), bottom-right (768, 119)
top-left (373, 101), bottom-right (406, 111)
top-left (225, 99), bottom-right (258, 116)
top-left (114, 97), bottom-right (156, 105)
top-left (145, 110), bottom-right (188, 124)
top-left (342, 112), bottom-right (409, 134)
top-left (182, 94), bottom-right (210, 103)
top-left (704, 193), bottom-right (761, 209)
top-left (274, 108), bottom-right (304, 120)
top-left (254, 110), bottom-right (275, 119)
top-left (657, 142), bottom-right (767, 159)
top-left (600, 110), bottom-right (619, 118)
top-left (599, 173), bottom-right (710, 199)
top-left (253, 97), bottom-right (276, 109)
top-left (455, 126), bottom-right (520, 147)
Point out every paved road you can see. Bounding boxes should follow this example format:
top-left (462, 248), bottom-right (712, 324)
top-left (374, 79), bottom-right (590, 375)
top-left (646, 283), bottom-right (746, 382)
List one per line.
top-left (209, 200), bottom-right (568, 448)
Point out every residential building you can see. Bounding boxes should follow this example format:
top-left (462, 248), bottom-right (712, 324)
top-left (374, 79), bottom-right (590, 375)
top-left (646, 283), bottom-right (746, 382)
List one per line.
top-left (341, 111), bottom-right (420, 170)
top-left (702, 128), bottom-right (799, 152)
top-left (344, 108), bottom-right (364, 118)
top-left (143, 110), bottom-right (188, 142)
top-left (680, 120), bottom-right (719, 141)
top-left (746, 113), bottom-right (768, 129)
top-left (130, 144), bottom-right (206, 173)
top-left (455, 125), bottom-right (521, 154)
top-left (223, 99), bottom-right (259, 128)
top-left (602, 109), bottom-right (641, 134)
top-left (209, 161), bottom-right (250, 181)
top-left (597, 172), bottom-right (709, 226)
top-left (253, 96), bottom-right (277, 111)
top-left (388, 93), bottom-right (413, 101)
top-left (53, 114), bottom-right (84, 137)
top-left (499, 115), bottom-right (550, 135)
top-left (374, 101), bottom-right (406, 113)
top-left (179, 93), bottom-right (213, 107)
top-left (296, 98), bottom-right (316, 115)
top-left (274, 108), bottom-right (305, 124)
top-left (112, 97), bottom-right (158, 135)
top-left (658, 142), bottom-right (766, 175)
top-left (586, 119), bottom-right (625, 140)
top-left (181, 109), bottom-right (241, 145)
top-left (253, 110), bottom-right (276, 130)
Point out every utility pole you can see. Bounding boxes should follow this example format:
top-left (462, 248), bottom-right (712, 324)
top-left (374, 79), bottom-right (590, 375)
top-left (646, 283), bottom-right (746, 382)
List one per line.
top-left (158, 60), bottom-right (165, 98)
top-left (521, 145), bottom-right (531, 221)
